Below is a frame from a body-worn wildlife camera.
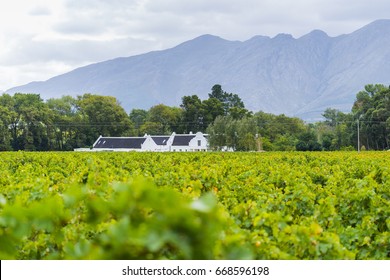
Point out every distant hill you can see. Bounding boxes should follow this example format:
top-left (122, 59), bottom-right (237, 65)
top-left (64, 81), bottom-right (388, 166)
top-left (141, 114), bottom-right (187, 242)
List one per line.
top-left (7, 19), bottom-right (390, 121)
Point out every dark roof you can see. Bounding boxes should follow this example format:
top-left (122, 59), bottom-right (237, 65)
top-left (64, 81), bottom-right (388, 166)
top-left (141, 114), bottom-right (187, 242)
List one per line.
top-left (151, 136), bottom-right (170, 145)
top-left (94, 137), bottom-right (146, 149)
top-left (172, 135), bottom-right (195, 146)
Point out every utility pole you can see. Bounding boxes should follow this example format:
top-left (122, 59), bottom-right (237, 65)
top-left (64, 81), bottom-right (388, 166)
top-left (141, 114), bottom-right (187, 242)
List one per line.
top-left (357, 115), bottom-right (362, 152)
top-left (255, 133), bottom-right (262, 151)
top-left (357, 118), bottom-right (360, 152)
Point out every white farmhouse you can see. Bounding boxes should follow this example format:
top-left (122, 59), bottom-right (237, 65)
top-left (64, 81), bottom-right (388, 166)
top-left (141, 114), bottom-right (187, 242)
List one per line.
top-left (170, 132), bottom-right (208, 152)
top-left (75, 132), bottom-right (209, 152)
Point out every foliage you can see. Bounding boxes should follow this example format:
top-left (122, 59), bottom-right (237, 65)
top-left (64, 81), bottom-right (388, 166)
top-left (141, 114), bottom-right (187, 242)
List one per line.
top-left (352, 84), bottom-right (390, 150)
top-left (1, 83), bottom-right (389, 151)
top-left (129, 109), bottom-right (148, 136)
top-left (77, 94), bottom-right (134, 142)
top-left (0, 152), bottom-right (389, 260)
top-left (0, 93), bottom-right (135, 151)
top-left (0, 104), bottom-right (13, 151)
top-left (206, 116), bottom-right (258, 151)
top-left (253, 112), bottom-right (307, 151)
top-left (46, 95), bottom-right (83, 150)
top-left (180, 85), bottom-right (250, 134)
top-left (145, 104), bottom-right (182, 135)
top-left (209, 84), bottom-right (246, 115)
top-left (318, 84), bottom-right (390, 151)
top-left (296, 128), bottom-right (322, 151)
top-left (180, 95), bottom-right (206, 133)
top-left (1, 93), bottom-right (53, 151)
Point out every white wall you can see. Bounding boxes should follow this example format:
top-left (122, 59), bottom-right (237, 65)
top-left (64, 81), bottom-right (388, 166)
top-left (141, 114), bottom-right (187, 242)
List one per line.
top-left (171, 132), bottom-right (208, 152)
top-left (80, 132), bottom-right (209, 152)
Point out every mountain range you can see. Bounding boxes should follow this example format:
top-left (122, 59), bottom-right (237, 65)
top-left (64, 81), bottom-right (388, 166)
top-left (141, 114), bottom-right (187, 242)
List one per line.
top-left (7, 19), bottom-right (390, 121)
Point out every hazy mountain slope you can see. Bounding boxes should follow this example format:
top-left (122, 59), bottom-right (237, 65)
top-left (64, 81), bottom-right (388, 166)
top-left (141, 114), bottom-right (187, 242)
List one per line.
top-left (295, 19), bottom-right (390, 119)
top-left (7, 20), bottom-right (390, 120)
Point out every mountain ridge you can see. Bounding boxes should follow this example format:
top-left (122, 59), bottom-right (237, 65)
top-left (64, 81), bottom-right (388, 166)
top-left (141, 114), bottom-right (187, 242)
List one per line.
top-left (7, 19), bottom-right (390, 121)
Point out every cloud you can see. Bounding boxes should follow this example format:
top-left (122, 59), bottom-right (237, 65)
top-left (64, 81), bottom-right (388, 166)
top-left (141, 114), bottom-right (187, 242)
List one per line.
top-left (1, 0), bottom-right (390, 91)
top-left (1, 61), bottom-right (73, 92)
top-left (2, 36), bottom-right (157, 67)
top-left (315, 0), bottom-right (390, 21)
top-left (29, 6), bottom-right (51, 16)
top-left (54, 18), bottom-right (108, 36)
top-left (144, 0), bottom-right (249, 15)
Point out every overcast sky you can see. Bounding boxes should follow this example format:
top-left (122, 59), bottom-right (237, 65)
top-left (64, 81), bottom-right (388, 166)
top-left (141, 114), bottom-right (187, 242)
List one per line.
top-left (1, 0), bottom-right (389, 91)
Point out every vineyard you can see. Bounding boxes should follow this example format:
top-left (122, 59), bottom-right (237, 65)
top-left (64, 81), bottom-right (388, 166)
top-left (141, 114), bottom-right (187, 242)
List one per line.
top-left (0, 151), bottom-right (389, 260)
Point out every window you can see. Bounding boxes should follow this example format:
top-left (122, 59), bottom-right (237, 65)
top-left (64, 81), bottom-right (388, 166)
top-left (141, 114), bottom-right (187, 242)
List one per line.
top-left (198, 140), bottom-right (201, 146)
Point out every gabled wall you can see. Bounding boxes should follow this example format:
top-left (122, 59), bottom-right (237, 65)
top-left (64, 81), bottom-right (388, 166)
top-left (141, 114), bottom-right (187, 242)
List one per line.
top-left (170, 132), bottom-right (208, 152)
top-left (78, 132), bottom-right (209, 152)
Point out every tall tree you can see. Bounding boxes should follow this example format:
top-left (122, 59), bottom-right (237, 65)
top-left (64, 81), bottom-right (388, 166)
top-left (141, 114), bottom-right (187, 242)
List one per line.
top-left (296, 127), bottom-right (322, 151)
top-left (207, 115), bottom-right (258, 151)
top-left (0, 94), bottom-right (15, 150)
top-left (201, 97), bottom-right (224, 130)
top-left (146, 104), bottom-right (182, 134)
top-left (208, 84), bottom-right (246, 115)
top-left (7, 93), bottom-right (52, 151)
top-left (46, 95), bottom-right (81, 150)
top-left (352, 84), bottom-right (390, 150)
top-left (180, 95), bottom-right (203, 133)
top-left (318, 108), bottom-right (352, 150)
top-left (253, 111), bottom-right (306, 150)
top-left (208, 84), bottom-right (225, 101)
top-left (77, 94), bottom-right (134, 146)
top-left (129, 109), bottom-right (148, 136)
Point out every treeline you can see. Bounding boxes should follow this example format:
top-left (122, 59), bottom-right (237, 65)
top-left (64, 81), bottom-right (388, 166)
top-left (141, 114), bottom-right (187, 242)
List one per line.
top-left (0, 94), bottom-right (132, 151)
top-left (0, 84), bottom-right (389, 151)
top-left (207, 84), bottom-right (389, 151)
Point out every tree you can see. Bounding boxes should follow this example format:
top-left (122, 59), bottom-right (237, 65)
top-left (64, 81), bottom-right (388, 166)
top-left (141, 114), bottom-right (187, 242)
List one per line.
top-left (139, 121), bottom-right (163, 135)
top-left (7, 93), bottom-right (52, 151)
top-left (77, 94), bottom-right (134, 146)
top-left (209, 84), bottom-right (225, 101)
top-left (206, 115), bottom-right (228, 150)
top-left (322, 108), bottom-right (345, 127)
top-left (0, 95), bottom-right (14, 150)
top-left (201, 98), bottom-right (224, 129)
top-left (229, 106), bottom-right (252, 120)
top-left (296, 128), bottom-right (322, 151)
top-left (46, 95), bottom-right (81, 150)
top-left (208, 84), bottom-right (246, 115)
top-left (207, 116), bottom-right (258, 151)
top-left (129, 109), bottom-right (148, 136)
top-left (235, 117), bottom-right (258, 151)
top-left (253, 111), bottom-right (306, 151)
top-left (147, 104), bottom-right (182, 134)
top-left (316, 109), bottom-right (353, 150)
top-left (181, 85), bottom-right (249, 134)
top-left (180, 95), bottom-right (203, 133)
top-left (351, 84), bottom-right (390, 150)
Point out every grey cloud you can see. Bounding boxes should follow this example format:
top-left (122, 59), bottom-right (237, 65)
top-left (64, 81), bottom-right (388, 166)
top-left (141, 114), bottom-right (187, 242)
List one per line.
top-left (50, 0), bottom-right (390, 40)
top-left (50, 0), bottom-right (390, 52)
top-left (315, 0), bottom-right (390, 21)
top-left (55, 0), bottom-right (145, 37)
top-left (54, 18), bottom-right (108, 35)
top-left (29, 6), bottom-right (52, 16)
top-left (144, 0), bottom-right (246, 15)
top-left (2, 36), bottom-right (156, 66)
top-left (3, 0), bottom-right (390, 91)
top-left (63, 0), bottom-right (143, 18)
top-left (64, 0), bottom-right (141, 9)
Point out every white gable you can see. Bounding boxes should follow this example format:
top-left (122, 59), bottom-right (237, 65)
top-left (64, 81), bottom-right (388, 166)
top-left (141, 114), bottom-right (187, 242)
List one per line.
top-left (78, 132), bottom-right (209, 152)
